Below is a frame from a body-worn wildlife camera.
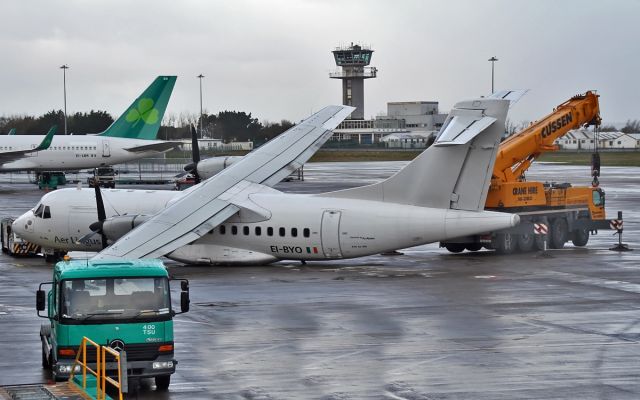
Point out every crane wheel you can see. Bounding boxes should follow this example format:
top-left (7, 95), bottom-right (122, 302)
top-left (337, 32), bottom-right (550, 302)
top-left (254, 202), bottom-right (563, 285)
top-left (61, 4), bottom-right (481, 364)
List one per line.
top-left (493, 233), bottom-right (516, 254)
top-left (572, 229), bottom-right (589, 247)
top-left (550, 218), bottom-right (568, 249)
top-left (517, 233), bottom-right (535, 252)
top-left (444, 243), bottom-right (465, 253)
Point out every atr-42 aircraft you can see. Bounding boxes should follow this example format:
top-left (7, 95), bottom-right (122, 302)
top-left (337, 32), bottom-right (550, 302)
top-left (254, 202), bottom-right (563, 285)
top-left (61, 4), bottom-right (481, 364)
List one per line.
top-left (0, 76), bottom-right (179, 172)
top-left (14, 97), bottom-right (520, 265)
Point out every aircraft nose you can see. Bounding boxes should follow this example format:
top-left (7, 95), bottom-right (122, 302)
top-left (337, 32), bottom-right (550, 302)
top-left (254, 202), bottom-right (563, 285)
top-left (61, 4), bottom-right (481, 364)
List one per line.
top-left (12, 212), bottom-right (33, 238)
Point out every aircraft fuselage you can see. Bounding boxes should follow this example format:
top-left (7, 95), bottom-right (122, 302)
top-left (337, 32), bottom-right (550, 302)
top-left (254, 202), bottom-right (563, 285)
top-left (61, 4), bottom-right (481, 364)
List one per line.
top-left (0, 135), bottom-right (170, 171)
top-left (13, 187), bottom-right (518, 265)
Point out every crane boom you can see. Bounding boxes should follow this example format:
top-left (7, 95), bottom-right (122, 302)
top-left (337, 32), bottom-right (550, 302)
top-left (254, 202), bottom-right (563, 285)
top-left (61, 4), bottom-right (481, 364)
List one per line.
top-left (493, 91), bottom-right (601, 183)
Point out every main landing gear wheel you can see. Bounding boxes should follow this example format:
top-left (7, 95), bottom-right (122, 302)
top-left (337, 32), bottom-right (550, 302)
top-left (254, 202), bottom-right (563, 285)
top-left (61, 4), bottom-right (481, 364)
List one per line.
top-left (517, 233), bottom-right (535, 252)
top-left (444, 243), bottom-right (465, 253)
top-left (465, 243), bottom-right (482, 252)
top-left (493, 233), bottom-right (516, 254)
top-left (550, 218), bottom-right (568, 249)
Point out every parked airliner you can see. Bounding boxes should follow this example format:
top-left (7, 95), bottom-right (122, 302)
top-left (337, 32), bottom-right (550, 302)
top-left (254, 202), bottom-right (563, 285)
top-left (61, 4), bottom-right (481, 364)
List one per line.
top-left (14, 97), bottom-right (519, 264)
top-left (0, 76), bottom-right (180, 172)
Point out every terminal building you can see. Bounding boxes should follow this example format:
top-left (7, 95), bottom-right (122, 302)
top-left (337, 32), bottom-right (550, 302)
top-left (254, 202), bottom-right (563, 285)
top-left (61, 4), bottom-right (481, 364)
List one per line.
top-left (329, 43), bottom-right (447, 147)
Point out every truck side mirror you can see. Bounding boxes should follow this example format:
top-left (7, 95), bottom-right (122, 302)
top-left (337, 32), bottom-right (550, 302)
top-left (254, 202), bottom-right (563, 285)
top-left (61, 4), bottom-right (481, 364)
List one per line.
top-left (181, 280), bottom-right (189, 291)
top-left (36, 290), bottom-right (46, 311)
top-left (180, 291), bottom-right (190, 313)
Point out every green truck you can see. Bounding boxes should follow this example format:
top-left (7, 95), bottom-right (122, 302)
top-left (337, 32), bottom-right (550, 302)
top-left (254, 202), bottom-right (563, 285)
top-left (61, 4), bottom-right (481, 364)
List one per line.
top-left (36, 259), bottom-right (190, 390)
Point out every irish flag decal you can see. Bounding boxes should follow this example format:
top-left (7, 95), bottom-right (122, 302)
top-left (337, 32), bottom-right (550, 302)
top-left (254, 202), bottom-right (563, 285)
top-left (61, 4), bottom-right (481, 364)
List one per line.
top-left (306, 246), bottom-right (319, 254)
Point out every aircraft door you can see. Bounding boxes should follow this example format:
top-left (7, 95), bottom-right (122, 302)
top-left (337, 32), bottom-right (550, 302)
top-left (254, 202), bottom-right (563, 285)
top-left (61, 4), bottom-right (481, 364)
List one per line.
top-left (321, 210), bottom-right (342, 258)
top-left (101, 140), bottom-right (111, 157)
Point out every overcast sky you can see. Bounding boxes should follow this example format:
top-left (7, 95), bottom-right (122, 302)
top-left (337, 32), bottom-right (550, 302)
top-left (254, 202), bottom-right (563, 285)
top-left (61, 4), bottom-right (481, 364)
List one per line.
top-left (1, 0), bottom-right (639, 127)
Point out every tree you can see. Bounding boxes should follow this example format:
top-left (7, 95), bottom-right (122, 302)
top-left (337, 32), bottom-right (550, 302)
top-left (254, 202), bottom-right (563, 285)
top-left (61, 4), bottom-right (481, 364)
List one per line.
top-left (599, 125), bottom-right (618, 132)
top-left (621, 119), bottom-right (640, 134)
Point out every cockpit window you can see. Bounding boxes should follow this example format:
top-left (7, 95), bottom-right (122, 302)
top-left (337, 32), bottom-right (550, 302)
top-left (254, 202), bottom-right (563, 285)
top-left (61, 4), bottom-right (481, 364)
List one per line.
top-left (34, 204), bottom-right (44, 218)
top-left (43, 206), bottom-right (51, 219)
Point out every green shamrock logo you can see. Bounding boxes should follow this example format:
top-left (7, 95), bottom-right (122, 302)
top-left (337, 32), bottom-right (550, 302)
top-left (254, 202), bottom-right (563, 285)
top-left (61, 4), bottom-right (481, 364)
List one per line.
top-left (125, 98), bottom-right (159, 125)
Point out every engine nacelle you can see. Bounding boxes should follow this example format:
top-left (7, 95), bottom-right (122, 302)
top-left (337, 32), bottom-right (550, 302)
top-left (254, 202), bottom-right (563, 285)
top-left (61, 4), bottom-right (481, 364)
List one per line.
top-left (197, 156), bottom-right (242, 180)
top-left (101, 214), bottom-right (152, 242)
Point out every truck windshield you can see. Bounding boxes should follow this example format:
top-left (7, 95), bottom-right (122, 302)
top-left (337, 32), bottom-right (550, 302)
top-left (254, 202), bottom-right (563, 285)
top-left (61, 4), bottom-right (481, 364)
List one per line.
top-left (60, 277), bottom-right (170, 322)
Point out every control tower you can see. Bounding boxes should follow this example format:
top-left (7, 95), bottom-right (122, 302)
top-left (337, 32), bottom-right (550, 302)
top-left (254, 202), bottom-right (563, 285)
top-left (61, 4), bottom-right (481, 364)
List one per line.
top-left (330, 43), bottom-right (377, 120)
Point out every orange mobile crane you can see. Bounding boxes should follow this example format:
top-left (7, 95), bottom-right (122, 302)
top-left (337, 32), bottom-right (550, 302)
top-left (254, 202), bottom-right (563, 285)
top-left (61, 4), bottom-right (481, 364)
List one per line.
top-left (441, 91), bottom-right (623, 253)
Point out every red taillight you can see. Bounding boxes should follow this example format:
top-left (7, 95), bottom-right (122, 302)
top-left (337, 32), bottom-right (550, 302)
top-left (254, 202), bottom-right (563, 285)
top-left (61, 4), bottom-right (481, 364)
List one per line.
top-left (58, 348), bottom-right (76, 357)
top-left (158, 344), bottom-right (173, 352)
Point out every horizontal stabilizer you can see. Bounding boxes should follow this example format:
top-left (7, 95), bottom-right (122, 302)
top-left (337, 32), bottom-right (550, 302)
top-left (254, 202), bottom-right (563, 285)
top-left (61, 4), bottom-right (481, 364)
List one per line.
top-left (488, 89), bottom-right (529, 108)
top-left (434, 116), bottom-right (496, 146)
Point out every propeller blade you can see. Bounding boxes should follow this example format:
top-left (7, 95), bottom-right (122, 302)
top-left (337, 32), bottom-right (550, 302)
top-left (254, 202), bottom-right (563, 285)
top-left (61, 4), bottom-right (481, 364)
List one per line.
top-left (191, 125), bottom-right (200, 164)
top-left (93, 185), bottom-right (108, 249)
top-left (190, 125), bottom-right (201, 184)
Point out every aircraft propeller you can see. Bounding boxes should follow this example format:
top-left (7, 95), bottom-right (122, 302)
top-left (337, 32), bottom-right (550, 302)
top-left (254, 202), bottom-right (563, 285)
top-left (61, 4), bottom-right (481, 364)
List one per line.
top-left (182, 125), bottom-right (201, 184)
top-left (77, 184), bottom-right (109, 249)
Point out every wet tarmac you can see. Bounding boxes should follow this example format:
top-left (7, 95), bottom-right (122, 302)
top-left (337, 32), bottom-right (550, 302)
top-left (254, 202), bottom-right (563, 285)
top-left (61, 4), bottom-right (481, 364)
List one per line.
top-left (1, 162), bottom-right (639, 399)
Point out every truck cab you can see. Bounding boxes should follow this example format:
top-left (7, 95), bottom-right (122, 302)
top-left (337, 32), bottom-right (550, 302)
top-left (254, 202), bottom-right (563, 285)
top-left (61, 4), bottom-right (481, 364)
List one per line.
top-left (36, 259), bottom-right (189, 390)
top-left (88, 167), bottom-right (116, 188)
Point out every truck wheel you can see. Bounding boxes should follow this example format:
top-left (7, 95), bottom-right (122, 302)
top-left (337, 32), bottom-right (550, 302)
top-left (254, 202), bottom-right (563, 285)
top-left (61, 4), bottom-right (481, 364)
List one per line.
top-left (493, 233), bottom-right (516, 254)
top-left (155, 375), bottom-right (171, 390)
top-left (517, 234), bottom-right (535, 252)
top-left (572, 229), bottom-right (589, 247)
top-left (444, 243), bottom-right (465, 253)
top-left (550, 218), bottom-right (568, 249)
top-left (465, 243), bottom-right (482, 252)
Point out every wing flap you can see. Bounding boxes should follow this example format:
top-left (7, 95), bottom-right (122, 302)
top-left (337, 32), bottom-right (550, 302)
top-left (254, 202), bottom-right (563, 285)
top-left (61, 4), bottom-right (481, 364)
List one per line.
top-left (124, 141), bottom-right (183, 153)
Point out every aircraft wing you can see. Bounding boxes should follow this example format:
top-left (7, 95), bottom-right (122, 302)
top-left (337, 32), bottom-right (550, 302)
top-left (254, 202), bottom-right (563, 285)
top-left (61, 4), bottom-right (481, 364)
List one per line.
top-left (124, 141), bottom-right (184, 153)
top-left (0, 126), bottom-right (56, 165)
top-left (93, 105), bottom-right (354, 260)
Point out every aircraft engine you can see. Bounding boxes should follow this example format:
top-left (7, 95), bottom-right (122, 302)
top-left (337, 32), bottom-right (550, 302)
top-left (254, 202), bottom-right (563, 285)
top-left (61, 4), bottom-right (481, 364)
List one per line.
top-left (91, 214), bottom-right (152, 243)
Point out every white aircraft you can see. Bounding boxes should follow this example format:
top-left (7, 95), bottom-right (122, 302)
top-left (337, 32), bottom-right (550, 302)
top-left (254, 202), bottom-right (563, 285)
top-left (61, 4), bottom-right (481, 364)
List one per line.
top-left (14, 97), bottom-right (519, 265)
top-left (0, 76), bottom-right (180, 172)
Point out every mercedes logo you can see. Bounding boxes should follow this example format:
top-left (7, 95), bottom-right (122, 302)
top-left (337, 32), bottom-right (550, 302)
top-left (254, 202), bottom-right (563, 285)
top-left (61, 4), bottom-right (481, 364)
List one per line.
top-left (109, 339), bottom-right (125, 352)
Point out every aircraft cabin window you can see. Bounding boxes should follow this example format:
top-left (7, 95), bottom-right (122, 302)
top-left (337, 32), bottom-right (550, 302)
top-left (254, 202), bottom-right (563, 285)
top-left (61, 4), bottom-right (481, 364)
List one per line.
top-left (219, 225), bottom-right (226, 235)
top-left (279, 227), bottom-right (285, 237)
top-left (231, 226), bottom-right (238, 235)
top-left (291, 228), bottom-right (298, 237)
top-left (255, 227), bottom-right (261, 236)
top-left (303, 228), bottom-right (310, 238)
top-left (267, 227), bottom-right (273, 236)
top-left (43, 206), bottom-right (51, 219)
top-left (243, 226), bottom-right (249, 235)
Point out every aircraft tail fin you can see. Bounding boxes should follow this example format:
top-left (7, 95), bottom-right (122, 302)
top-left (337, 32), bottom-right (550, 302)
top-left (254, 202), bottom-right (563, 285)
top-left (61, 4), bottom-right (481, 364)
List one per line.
top-left (99, 76), bottom-right (176, 140)
top-left (320, 97), bottom-right (510, 211)
top-left (7, 128), bottom-right (16, 135)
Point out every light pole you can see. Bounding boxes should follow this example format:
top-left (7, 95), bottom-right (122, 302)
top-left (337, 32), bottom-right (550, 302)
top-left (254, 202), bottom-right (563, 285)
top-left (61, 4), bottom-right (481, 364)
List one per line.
top-left (60, 64), bottom-right (69, 134)
top-left (197, 74), bottom-right (205, 139)
top-left (488, 57), bottom-right (498, 94)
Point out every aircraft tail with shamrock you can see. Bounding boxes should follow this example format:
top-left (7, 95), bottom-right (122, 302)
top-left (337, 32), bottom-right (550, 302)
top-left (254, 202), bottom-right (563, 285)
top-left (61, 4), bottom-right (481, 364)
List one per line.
top-left (100, 76), bottom-right (177, 140)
